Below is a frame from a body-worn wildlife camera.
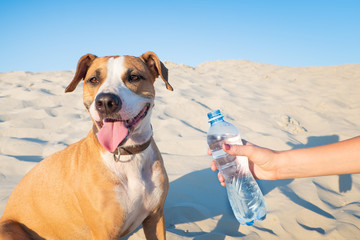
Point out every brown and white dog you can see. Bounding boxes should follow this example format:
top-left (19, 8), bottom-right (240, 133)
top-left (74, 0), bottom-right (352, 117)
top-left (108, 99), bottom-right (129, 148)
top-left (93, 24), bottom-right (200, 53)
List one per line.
top-left (0, 52), bottom-right (173, 240)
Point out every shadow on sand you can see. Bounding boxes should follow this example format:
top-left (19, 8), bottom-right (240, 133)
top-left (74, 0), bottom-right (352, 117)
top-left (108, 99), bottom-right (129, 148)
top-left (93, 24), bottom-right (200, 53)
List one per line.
top-left (161, 134), bottom-right (352, 239)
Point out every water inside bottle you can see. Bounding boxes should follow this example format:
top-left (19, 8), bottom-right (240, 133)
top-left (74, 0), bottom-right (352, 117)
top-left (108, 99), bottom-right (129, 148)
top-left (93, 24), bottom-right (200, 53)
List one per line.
top-left (207, 122), bottom-right (267, 225)
top-left (226, 172), bottom-right (267, 225)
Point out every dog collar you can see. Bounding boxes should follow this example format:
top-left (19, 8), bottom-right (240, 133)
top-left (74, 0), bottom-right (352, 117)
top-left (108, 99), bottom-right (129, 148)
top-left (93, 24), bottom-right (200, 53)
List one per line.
top-left (113, 138), bottom-right (152, 162)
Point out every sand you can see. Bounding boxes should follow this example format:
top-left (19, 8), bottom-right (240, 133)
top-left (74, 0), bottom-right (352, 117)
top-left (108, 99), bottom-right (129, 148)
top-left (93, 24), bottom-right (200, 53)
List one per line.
top-left (0, 60), bottom-right (359, 239)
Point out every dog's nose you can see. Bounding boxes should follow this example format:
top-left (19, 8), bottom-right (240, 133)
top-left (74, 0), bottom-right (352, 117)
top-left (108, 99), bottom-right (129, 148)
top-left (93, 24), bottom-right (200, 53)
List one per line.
top-left (95, 93), bottom-right (122, 115)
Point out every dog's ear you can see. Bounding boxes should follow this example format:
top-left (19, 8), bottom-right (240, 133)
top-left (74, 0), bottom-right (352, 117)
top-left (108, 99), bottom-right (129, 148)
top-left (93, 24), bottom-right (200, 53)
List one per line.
top-left (141, 52), bottom-right (173, 91)
top-left (65, 54), bottom-right (97, 93)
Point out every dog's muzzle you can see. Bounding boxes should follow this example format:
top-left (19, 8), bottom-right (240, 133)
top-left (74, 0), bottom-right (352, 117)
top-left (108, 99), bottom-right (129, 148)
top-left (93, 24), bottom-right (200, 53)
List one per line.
top-left (95, 93), bottom-right (122, 117)
top-left (93, 93), bottom-right (151, 153)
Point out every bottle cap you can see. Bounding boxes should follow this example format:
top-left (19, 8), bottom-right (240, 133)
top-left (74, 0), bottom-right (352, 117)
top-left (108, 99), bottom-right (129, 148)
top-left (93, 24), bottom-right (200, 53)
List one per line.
top-left (207, 109), bottom-right (223, 122)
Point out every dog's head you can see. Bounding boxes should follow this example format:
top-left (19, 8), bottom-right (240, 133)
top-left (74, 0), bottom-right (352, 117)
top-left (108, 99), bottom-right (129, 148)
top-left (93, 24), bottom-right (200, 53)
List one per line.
top-left (65, 52), bottom-right (173, 152)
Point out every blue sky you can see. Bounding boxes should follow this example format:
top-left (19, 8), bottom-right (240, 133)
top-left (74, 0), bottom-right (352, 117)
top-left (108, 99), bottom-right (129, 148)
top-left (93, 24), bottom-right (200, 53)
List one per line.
top-left (1, 0), bottom-right (359, 72)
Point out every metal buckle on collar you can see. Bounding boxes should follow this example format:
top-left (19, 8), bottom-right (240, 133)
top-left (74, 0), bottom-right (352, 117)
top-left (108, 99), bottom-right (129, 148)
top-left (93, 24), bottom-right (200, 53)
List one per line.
top-left (113, 147), bottom-right (121, 162)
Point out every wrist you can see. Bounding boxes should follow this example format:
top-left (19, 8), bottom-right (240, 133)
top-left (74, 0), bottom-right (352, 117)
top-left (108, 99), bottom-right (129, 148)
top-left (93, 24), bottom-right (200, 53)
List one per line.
top-left (274, 150), bottom-right (291, 180)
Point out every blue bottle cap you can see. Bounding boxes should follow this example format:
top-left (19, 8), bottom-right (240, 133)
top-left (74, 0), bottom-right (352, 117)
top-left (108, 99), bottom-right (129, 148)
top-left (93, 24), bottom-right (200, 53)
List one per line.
top-left (207, 109), bottom-right (223, 122)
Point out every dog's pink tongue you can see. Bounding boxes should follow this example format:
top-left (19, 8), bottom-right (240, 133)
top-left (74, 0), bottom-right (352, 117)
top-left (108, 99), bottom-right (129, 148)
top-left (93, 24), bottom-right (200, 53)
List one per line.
top-left (97, 121), bottom-right (128, 152)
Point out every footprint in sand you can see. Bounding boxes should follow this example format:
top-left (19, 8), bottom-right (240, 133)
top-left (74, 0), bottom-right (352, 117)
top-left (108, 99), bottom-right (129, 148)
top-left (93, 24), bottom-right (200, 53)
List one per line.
top-left (275, 115), bottom-right (307, 134)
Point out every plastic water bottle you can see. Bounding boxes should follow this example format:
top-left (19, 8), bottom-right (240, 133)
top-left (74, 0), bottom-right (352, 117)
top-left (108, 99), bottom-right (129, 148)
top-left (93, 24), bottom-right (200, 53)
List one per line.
top-left (207, 109), bottom-right (266, 225)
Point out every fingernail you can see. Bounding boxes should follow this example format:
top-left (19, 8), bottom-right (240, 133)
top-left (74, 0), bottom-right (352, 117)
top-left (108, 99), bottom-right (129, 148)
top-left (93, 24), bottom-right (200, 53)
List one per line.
top-left (224, 143), bottom-right (231, 150)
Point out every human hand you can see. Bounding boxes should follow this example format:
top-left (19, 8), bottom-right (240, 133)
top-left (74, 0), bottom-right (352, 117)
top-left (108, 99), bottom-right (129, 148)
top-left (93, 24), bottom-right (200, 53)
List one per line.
top-left (210, 141), bottom-right (280, 186)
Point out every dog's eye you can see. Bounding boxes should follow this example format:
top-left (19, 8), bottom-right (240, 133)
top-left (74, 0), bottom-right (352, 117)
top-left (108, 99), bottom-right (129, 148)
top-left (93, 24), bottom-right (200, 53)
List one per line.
top-left (88, 77), bottom-right (99, 85)
top-left (129, 75), bottom-right (142, 82)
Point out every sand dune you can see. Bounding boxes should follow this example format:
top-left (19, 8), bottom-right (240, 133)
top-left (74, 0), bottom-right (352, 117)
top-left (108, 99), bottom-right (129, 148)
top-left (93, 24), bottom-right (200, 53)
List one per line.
top-left (1, 60), bottom-right (360, 239)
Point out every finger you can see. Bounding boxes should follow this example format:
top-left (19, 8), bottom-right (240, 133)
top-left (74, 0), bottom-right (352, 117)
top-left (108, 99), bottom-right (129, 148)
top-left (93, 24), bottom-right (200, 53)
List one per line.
top-left (211, 160), bottom-right (217, 171)
top-left (218, 172), bottom-right (225, 182)
top-left (218, 172), bottom-right (226, 187)
top-left (223, 143), bottom-right (253, 157)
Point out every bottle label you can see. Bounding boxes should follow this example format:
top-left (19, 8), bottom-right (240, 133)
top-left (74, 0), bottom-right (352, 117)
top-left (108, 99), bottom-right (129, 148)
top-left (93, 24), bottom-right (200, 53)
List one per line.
top-left (212, 149), bottom-right (227, 159)
top-left (225, 135), bottom-right (242, 145)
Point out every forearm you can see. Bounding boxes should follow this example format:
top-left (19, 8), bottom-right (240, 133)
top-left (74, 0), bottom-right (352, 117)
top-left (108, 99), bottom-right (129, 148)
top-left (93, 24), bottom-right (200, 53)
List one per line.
top-left (276, 136), bottom-right (360, 179)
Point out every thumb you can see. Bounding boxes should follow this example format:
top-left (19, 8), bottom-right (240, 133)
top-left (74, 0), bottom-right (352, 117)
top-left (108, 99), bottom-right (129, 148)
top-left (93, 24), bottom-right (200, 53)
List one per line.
top-left (223, 143), bottom-right (253, 157)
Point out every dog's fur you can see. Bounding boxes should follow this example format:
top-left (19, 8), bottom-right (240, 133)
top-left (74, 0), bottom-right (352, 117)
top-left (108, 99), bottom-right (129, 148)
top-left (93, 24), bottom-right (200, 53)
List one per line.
top-left (0, 52), bottom-right (173, 240)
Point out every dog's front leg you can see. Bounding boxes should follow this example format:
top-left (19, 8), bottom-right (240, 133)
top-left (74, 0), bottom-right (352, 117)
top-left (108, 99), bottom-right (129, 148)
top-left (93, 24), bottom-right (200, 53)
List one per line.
top-left (142, 209), bottom-right (166, 240)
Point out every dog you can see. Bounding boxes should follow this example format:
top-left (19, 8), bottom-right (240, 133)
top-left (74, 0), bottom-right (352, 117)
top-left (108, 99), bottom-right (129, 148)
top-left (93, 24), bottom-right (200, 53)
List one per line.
top-left (0, 52), bottom-right (173, 240)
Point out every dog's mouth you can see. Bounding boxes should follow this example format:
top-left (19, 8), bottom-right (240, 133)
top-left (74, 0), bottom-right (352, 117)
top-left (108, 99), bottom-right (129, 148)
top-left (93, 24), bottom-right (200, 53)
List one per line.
top-left (96, 103), bottom-right (151, 152)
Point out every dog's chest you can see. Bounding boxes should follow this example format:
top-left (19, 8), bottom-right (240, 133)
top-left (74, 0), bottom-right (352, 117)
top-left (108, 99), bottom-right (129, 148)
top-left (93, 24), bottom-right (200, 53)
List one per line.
top-left (102, 148), bottom-right (164, 233)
